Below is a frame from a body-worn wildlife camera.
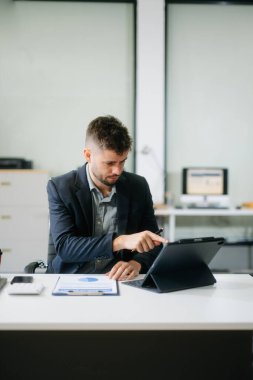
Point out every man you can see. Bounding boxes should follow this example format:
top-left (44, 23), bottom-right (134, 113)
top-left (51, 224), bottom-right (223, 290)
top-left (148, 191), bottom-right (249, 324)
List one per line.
top-left (47, 115), bottom-right (167, 280)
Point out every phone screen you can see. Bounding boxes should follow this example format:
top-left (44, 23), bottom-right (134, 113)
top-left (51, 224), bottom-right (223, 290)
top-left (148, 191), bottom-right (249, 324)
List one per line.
top-left (10, 276), bottom-right (33, 284)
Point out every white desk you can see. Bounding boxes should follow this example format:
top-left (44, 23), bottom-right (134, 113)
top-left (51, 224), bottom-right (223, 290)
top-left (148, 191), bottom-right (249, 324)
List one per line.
top-left (155, 207), bottom-right (253, 242)
top-left (0, 274), bottom-right (252, 380)
top-left (0, 273), bottom-right (253, 330)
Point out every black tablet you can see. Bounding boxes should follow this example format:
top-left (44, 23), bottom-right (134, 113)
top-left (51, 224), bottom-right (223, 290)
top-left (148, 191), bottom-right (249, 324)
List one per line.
top-left (123, 237), bottom-right (225, 293)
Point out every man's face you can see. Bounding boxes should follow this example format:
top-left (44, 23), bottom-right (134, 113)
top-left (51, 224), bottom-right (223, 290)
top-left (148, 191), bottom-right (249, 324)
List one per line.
top-left (84, 145), bottom-right (128, 189)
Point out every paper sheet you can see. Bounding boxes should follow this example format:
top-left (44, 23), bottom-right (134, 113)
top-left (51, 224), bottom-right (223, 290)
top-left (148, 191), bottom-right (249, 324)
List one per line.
top-left (52, 274), bottom-right (118, 296)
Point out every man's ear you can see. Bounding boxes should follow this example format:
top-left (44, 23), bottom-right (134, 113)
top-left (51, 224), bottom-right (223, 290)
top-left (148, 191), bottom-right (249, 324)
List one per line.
top-left (83, 148), bottom-right (91, 162)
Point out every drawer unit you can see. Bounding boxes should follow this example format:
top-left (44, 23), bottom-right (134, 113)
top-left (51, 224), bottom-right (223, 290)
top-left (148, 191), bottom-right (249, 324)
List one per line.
top-left (0, 170), bottom-right (48, 206)
top-left (0, 170), bottom-right (49, 272)
top-left (0, 206), bottom-right (48, 240)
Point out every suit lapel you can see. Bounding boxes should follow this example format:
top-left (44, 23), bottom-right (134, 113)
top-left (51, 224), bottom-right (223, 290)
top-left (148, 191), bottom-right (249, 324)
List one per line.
top-left (74, 166), bottom-right (130, 235)
top-left (116, 174), bottom-right (130, 234)
top-left (74, 165), bottom-right (93, 235)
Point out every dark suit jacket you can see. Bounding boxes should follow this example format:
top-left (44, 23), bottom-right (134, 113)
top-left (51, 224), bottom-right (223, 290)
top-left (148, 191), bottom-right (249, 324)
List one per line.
top-left (47, 164), bottom-right (161, 274)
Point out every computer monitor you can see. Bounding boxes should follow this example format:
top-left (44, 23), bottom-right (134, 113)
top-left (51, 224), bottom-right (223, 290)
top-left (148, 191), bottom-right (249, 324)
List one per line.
top-left (182, 167), bottom-right (228, 196)
top-left (181, 167), bottom-right (229, 208)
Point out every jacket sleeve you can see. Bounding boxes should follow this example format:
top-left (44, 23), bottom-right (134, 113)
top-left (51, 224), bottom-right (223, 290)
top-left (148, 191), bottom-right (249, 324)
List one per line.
top-left (47, 179), bottom-right (115, 264)
top-left (121, 176), bottom-right (162, 273)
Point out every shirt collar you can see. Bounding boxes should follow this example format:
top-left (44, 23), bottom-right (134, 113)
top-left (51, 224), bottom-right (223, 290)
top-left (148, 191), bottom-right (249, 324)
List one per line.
top-left (86, 164), bottom-right (116, 199)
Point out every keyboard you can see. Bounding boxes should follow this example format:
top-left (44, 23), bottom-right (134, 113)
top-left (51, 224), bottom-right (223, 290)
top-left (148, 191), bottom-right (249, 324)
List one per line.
top-left (187, 206), bottom-right (229, 209)
top-left (123, 279), bottom-right (144, 288)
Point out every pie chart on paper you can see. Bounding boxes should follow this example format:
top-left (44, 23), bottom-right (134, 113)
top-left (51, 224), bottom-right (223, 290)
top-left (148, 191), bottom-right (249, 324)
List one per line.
top-left (78, 277), bottom-right (98, 283)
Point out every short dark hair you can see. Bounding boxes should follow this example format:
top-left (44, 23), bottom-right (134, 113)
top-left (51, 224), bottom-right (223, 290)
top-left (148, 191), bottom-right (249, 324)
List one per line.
top-left (86, 115), bottom-right (132, 154)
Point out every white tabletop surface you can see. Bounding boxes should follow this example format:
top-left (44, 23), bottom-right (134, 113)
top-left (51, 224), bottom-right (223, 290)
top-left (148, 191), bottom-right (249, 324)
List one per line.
top-left (0, 274), bottom-right (253, 331)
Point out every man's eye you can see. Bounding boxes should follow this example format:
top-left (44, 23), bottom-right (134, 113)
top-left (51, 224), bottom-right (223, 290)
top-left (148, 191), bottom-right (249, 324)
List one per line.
top-left (105, 161), bottom-right (126, 167)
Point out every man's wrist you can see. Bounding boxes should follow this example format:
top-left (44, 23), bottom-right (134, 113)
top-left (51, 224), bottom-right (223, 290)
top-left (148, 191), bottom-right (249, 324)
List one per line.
top-left (112, 235), bottom-right (124, 252)
top-left (129, 260), bottom-right (141, 273)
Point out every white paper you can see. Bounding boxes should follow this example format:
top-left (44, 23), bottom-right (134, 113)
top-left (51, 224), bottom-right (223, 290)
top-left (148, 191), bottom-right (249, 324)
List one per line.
top-left (52, 274), bottom-right (118, 296)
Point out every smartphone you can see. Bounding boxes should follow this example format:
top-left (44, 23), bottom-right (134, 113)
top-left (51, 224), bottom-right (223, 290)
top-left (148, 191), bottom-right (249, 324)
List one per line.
top-left (10, 276), bottom-right (33, 284)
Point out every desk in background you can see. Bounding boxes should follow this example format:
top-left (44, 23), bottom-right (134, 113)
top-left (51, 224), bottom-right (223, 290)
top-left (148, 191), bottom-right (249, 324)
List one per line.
top-left (155, 206), bottom-right (253, 242)
top-left (155, 207), bottom-right (253, 272)
top-left (0, 273), bottom-right (253, 380)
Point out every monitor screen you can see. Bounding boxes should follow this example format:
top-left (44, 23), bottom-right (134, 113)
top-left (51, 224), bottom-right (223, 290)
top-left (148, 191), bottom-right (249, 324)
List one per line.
top-left (182, 168), bottom-right (228, 196)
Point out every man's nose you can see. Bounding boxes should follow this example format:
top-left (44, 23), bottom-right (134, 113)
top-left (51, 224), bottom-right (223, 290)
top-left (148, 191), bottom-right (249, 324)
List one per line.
top-left (112, 165), bottom-right (122, 175)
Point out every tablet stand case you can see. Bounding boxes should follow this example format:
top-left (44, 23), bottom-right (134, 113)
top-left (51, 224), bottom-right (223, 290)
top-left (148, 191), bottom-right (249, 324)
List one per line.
top-left (142, 263), bottom-right (216, 293)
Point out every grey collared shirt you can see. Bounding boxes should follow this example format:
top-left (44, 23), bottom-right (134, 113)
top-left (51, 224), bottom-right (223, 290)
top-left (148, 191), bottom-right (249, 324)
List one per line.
top-left (77, 166), bottom-right (118, 274)
top-left (86, 165), bottom-right (118, 236)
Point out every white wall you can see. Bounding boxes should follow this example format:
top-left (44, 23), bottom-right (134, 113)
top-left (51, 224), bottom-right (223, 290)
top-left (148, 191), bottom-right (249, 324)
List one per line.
top-left (0, 0), bottom-right (134, 175)
top-left (1, 0), bottom-right (253, 209)
top-left (166, 4), bottom-right (253, 207)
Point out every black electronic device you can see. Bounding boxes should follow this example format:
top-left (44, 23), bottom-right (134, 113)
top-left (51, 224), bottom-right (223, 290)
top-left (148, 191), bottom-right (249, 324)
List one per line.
top-left (123, 237), bottom-right (225, 293)
top-left (10, 276), bottom-right (33, 284)
top-left (0, 157), bottom-right (32, 169)
top-left (0, 277), bottom-right (7, 291)
top-left (180, 167), bottom-right (229, 208)
top-left (182, 167), bottom-right (228, 196)
top-left (0, 248), bottom-right (7, 291)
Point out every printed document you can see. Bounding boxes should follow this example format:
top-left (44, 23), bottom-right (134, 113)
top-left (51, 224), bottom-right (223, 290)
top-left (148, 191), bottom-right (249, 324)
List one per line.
top-left (52, 274), bottom-right (118, 296)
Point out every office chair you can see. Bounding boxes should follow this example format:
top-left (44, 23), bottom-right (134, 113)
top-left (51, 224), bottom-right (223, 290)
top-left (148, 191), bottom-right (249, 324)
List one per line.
top-left (24, 232), bottom-right (56, 273)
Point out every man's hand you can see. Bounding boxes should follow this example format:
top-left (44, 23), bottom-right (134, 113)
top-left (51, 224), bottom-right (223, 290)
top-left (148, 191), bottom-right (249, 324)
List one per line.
top-left (107, 260), bottom-right (141, 281)
top-left (113, 230), bottom-right (168, 253)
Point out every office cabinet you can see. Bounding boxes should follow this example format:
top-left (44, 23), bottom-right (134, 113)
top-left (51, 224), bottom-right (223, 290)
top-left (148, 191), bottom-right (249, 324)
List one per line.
top-left (0, 170), bottom-right (49, 272)
top-left (155, 207), bottom-right (253, 272)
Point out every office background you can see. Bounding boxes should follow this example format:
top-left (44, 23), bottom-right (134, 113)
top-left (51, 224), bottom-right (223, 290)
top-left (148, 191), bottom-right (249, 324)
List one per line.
top-left (0, 0), bottom-right (135, 175)
top-left (166, 2), bottom-right (253, 207)
top-left (1, 0), bottom-right (253, 271)
top-left (1, 0), bottom-right (253, 205)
